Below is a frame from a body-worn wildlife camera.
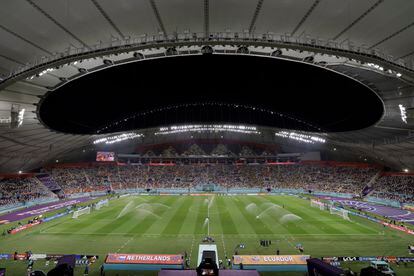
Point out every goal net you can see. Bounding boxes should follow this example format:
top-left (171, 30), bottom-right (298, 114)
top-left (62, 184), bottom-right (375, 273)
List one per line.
top-left (95, 199), bottom-right (109, 210)
top-left (330, 206), bottom-right (350, 221)
top-left (310, 199), bottom-right (325, 211)
top-left (72, 206), bottom-right (91, 219)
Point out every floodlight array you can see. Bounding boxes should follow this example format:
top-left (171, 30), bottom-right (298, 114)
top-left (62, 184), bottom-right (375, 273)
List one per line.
top-left (93, 132), bottom-right (144, 145)
top-left (27, 68), bottom-right (55, 80)
top-left (399, 104), bottom-right (407, 124)
top-left (366, 63), bottom-right (402, 78)
top-left (275, 131), bottom-right (326, 144)
top-left (17, 109), bottom-right (25, 127)
top-left (155, 124), bottom-right (260, 135)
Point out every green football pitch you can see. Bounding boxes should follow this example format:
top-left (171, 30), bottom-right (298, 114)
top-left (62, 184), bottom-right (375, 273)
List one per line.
top-left (1, 195), bottom-right (414, 275)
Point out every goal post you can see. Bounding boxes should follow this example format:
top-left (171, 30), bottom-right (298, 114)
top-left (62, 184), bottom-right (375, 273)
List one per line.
top-left (330, 206), bottom-right (350, 221)
top-left (310, 199), bottom-right (325, 211)
top-left (95, 199), bottom-right (109, 210)
top-left (72, 206), bottom-right (91, 219)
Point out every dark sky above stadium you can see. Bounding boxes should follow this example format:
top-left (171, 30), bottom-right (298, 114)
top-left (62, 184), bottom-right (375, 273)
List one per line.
top-left (39, 54), bottom-right (383, 134)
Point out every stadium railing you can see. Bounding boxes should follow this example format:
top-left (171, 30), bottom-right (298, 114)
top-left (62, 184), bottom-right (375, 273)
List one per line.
top-left (312, 191), bottom-right (354, 199)
top-left (366, 196), bottom-right (401, 208)
top-left (271, 188), bottom-right (305, 194)
top-left (0, 197), bottom-right (58, 215)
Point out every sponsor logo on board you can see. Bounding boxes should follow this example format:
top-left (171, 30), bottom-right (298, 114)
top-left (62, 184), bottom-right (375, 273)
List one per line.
top-left (105, 254), bottom-right (183, 265)
top-left (233, 255), bottom-right (309, 265)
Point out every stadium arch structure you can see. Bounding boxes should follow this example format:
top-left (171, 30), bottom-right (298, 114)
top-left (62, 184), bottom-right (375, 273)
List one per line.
top-left (0, 1), bottom-right (413, 172)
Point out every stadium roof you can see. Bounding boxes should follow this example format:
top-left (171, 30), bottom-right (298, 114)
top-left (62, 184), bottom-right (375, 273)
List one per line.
top-left (0, 0), bottom-right (414, 172)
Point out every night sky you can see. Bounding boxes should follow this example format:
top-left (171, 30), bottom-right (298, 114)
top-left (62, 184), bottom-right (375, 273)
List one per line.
top-left (39, 54), bottom-right (383, 134)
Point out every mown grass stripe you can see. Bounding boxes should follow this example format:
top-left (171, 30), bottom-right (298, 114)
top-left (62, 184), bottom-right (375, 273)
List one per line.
top-left (161, 197), bottom-right (195, 234)
top-left (285, 196), bottom-right (377, 234)
top-left (194, 197), bottom-right (208, 234)
top-left (209, 196), bottom-right (224, 236)
top-left (236, 196), bottom-right (276, 235)
top-left (85, 196), bottom-right (162, 235)
top-left (253, 196), bottom-right (310, 235)
top-left (224, 196), bottom-right (257, 235)
top-left (178, 197), bottom-right (203, 235)
top-left (143, 197), bottom-right (188, 235)
top-left (215, 197), bottom-right (242, 235)
top-left (267, 196), bottom-right (348, 235)
top-left (247, 196), bottom-right (293, 235)
top-left (125, 196), bottom-right (178, 235)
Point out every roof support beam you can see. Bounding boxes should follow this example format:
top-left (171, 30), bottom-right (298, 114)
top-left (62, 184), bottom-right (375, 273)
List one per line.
top-left (397, 49), bottom-right (414, 60)
top-left (90, 0), bottom-right (125, 39)
top-left (204, 0), bottom-right (209, 37)
top-left (370, 20), bottom-right (414, 49)
top-left (148, 0), bottom-right (167, 36)
top-left (291, 0), bottom-right (321, 36)
top-left (332, 0), bottom-right (384, 41)
top-left (0, 54), bottom-right (25, 66)
top-left (0, 25), bottom-right (52, 55)
top-left (248, 0), bottom-right (264, 34)
top-left (25, 0), bottom-right (90, 49)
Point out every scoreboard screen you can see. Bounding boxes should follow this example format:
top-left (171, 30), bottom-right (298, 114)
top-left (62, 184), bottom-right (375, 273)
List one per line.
top-left (96, 152), bottom-right (115, 162)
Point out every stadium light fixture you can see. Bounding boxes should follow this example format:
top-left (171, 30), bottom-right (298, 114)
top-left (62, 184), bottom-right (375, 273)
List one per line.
top-left (93, 132), bottom-right (144, 145)
top-left (154, 124), bottom-right (260, 135)
top-left (366, 63), bottom-right (402, 78)
top-left (399, 104), bottom-right (408, 124)
top-left (17, 108), bottom-right (25, 127)
top-left (275, 131), bottom-right (326, 144)
top-left (404, 169), bottom-right (409, 173)
top-left (18, 170), bottom-right (22, 174)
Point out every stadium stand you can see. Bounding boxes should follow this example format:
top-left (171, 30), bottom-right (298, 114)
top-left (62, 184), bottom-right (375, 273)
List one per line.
top-left (2, 162), bottom-right (414, 206)
top-left (0, 176), bottom-right (55, 207)
top-left (371, 173), bottom-right (414, 203)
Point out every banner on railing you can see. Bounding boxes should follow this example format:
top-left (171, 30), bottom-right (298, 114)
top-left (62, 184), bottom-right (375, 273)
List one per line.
top-left (233, 255), bottom-right (310, 265)
top-left (105, 254), bottom-right (183, 265)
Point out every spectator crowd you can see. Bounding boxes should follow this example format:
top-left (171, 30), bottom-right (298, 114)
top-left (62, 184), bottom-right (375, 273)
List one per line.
top-left (1, 163), bottom-right (413, 206)
top-left (0, 177), bottom-right (54, 206)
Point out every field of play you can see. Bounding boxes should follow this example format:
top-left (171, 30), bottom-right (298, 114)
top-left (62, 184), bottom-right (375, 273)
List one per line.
top-left (1, 195), bottom-right (414, 275)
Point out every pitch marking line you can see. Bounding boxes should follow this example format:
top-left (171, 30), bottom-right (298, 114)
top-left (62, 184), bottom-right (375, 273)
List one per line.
top-left (284, 235), bottom-right (296, 250)
top-left (221, 234), bottom-right (227, 258)
top-left (116, 236), bottom-right (134, 253)
top-left (189, 236), bottom-right (195, 263)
